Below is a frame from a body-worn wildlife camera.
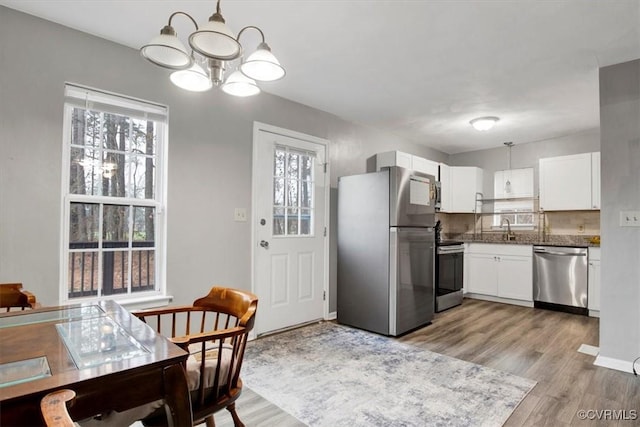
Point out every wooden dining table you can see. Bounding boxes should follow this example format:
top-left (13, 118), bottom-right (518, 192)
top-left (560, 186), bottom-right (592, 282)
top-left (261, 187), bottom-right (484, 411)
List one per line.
top-left (0, 300), bottom-right (192, 427)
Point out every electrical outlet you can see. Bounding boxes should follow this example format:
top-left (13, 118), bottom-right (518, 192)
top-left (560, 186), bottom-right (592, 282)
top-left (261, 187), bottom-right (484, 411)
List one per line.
top-left (619, 210), bottom-right (640, 227)
top-left (234, 208), bottom-right (247, 222)
top-left (577, 224), bottom-right (585, 234)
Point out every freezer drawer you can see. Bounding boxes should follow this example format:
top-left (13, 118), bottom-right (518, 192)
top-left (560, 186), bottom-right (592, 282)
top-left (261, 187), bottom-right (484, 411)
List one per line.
top-left (533, 246), bottom-right (588, 311)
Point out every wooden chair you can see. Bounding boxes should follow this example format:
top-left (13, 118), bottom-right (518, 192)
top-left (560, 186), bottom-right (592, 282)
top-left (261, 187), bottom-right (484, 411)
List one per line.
top-left (0, 283), bottom-right (38, 311)
top-left (41, 389), bottom-right (77, 427)
top-left (134, 286), bottom-right (258, 427)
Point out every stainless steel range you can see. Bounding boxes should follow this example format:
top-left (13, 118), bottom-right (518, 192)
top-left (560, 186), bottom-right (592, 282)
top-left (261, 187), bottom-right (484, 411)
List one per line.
top-left (435, 241), bottom-right (464, 312)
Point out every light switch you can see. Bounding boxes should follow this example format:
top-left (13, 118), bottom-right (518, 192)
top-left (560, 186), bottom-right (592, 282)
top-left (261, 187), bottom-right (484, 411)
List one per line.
top-left (234, 208), bottom-right (247, 222)
top-left (619, 210), bottom-right (640, 227)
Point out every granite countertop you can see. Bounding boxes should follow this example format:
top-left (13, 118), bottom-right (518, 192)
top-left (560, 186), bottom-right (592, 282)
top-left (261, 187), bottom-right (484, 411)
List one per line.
top-left (448, 233), bottom-right (600, 248)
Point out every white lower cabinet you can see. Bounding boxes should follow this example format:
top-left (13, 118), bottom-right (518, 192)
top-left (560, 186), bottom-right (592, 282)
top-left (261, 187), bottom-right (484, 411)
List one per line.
top-left (465, 244), bottom-right (533, 302)
top-left (588, 247), bottom-right (601, 313)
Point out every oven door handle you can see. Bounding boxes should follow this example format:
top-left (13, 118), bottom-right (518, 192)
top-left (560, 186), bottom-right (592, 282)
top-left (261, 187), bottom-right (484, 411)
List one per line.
top-left (437, 248), bottom-right (464, 255)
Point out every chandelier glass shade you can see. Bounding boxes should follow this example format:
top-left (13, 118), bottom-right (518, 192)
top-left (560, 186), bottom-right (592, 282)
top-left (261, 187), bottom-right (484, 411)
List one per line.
top-left (140, 0), bottom-right (285, 96)
top-left (141, 26), bottom-right (193, 70)
top-left (170, 62), bottom-right (213, 92)
top-left (221, 70), bottom-right (261, 97)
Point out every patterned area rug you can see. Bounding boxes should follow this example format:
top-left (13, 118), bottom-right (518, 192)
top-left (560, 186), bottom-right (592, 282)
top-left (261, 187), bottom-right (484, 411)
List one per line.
top-left (242, 322), bottom-right (536, 427)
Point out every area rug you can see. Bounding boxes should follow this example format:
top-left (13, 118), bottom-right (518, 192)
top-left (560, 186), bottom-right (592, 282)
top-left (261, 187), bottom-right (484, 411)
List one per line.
top-left (242, 322), bottom-right (536, 427)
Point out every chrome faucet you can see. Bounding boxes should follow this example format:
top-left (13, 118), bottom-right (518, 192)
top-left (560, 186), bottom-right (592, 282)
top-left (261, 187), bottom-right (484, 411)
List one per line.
top-left (500, 217), bottom-right (515, 241)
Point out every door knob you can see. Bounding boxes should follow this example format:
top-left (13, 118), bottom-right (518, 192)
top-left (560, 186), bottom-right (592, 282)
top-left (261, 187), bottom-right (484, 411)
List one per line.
top-left (260, 240), bottom-right (269, 249)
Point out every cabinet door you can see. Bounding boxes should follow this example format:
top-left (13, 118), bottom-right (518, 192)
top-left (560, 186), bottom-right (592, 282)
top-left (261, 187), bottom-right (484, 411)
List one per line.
top-left (497, 255), bottom-right (533, 301)
top-left (588, 259), bottom-right (601, 310)
top-left (466, 254), bottom-right (498, 295)
top-left (451, 167), bottom-right (482, 213)
top-left (376, 151), bottom-right (412, 170)
top-left (412, 156), bottom-right (439, 177)
top-left (591, 152), bottom-right (600, 209)
top-left (539, 153), bottom-right (592, 210)
top-left (439, 163), bottom-right (452, 212)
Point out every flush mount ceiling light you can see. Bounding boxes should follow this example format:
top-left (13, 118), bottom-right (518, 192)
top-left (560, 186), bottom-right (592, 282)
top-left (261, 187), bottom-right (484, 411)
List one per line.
top-left (470, 116), bottom-right (500, 131)
top-left (140, 0), bottom-right (285, 96)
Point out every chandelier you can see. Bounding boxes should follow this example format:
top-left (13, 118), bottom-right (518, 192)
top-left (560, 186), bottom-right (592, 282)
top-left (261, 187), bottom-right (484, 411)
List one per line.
top-left (140, 0), bottom-right (285, 96)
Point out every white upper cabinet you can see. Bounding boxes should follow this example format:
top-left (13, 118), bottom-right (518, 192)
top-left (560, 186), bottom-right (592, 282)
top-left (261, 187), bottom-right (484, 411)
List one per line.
top-left (539, 152), bottom-right (600, 211)
top-left (439, 163), bottom-right (452, 212)
top-left (375, 151), bottom-right (439, 178)
top-left (411, 156), bottom-right (439, 177)
top-left (450, 166), bottom-right (483, 213)
top-left (376, 150), bottom-right (412, 170)
top-left (494, 168), bottom-right (534, 199)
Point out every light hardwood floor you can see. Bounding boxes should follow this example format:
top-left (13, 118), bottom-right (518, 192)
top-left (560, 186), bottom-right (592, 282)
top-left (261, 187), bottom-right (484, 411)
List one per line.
top-left (216, 299), bottom-right (640, 426)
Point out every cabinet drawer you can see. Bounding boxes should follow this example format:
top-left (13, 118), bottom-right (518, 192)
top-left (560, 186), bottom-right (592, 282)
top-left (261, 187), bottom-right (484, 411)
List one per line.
top-left (466, 243), bottom-right (532, 257)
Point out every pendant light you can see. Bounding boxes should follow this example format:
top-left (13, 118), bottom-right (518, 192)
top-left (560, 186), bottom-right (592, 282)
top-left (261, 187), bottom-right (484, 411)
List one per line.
top-left (504, 142), bottom-right (514, 195)
top-left (140, 1), bottom-right (286, 97)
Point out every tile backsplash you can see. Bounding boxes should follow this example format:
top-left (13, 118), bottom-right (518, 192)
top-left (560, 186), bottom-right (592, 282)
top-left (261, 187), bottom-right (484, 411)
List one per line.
top-left (437, 210), bottom-right (600, 238)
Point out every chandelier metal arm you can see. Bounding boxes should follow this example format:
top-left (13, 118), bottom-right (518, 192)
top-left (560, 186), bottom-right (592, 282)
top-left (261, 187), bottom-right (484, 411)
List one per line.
top-left (236, 25), bottom-right (266, 44)
top-left (167, 11), bottom-right (199, 31)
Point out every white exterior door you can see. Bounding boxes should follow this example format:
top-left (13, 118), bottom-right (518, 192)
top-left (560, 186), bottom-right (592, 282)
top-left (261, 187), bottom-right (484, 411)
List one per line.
top-left (252, 123), bottom-right (329, 336)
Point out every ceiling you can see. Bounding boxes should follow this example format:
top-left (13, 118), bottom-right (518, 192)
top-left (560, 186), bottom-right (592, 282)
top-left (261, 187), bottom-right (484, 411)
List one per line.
top-left (2, 1), bottom-right (639, 154)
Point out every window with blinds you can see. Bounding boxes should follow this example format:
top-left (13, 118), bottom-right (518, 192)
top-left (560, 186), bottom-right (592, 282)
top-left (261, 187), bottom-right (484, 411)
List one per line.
top-left (61, 84), bottom-right (168, 302)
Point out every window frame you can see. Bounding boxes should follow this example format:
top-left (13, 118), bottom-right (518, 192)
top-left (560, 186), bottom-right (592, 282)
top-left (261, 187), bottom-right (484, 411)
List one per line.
top-left (59, 84), bottom-right (168, 305)
top-left (492, 168), bottom-right (535, 230)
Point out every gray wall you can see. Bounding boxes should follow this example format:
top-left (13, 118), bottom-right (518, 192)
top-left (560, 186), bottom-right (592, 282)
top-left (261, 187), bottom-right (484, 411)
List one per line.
top-left (0, 7), bottom-right (447, 311)
top-left (599, 59), bottom-right (640, 363)
top-left (448, 130), bottom-right (600, 199)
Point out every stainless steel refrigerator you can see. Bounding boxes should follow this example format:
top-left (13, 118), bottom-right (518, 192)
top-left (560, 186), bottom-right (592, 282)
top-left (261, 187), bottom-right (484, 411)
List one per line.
top-left (337, 166), bottom-right (437, 336)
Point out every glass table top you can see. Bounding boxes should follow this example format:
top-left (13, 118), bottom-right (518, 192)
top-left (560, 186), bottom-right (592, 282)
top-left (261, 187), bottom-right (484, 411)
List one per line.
top-left (55, 315), bottom-right (150, 369)
top-left (0, 305), bottom-right (104, 329)
top-left (0, 356), bottom-right (51, 389)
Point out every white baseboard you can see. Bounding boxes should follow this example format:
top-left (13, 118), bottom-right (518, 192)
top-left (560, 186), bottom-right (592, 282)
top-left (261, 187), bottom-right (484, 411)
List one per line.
top-left (594, 355), bottom-right (635, 374)
top-left (327, 311), bottom-right (337, 320)
top-left (588, 309), bottom-right (600, 318)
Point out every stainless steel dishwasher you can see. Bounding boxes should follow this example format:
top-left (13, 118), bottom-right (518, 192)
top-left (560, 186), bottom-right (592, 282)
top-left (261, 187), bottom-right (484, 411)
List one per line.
top-left (533, 246), bottom-right (588, 315)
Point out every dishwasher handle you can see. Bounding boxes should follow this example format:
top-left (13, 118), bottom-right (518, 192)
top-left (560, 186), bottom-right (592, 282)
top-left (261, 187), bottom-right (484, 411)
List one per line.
top-left (534, 248), bottom-right (587, 256)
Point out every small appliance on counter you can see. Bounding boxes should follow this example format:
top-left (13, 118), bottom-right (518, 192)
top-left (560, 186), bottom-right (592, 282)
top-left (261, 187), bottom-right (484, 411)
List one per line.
top-left (337, 166), bottom-right (436, 336)
top-left (434, 221), bottom-right (464, 312)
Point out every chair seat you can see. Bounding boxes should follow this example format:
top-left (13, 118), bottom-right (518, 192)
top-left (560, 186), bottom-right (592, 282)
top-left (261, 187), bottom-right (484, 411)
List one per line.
top-left (185, 344), bottom-right (234, 391)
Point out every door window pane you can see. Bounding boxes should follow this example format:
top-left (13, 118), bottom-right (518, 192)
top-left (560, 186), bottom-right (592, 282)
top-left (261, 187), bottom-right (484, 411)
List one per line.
top-left (273, 208), bottom-right (285, 236)
top-left (287, 179), bottom-right (299, 207)
top-left (301, 181), bottom-right (313, 208)
top-left (300, 209), bottom-right (312, 235)
top-left (273, 178), bottom-right (285, 206)
top-left (287, 208), bottom-right (299, 235)
top-left (271, 145), bottom-right (316, 237)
